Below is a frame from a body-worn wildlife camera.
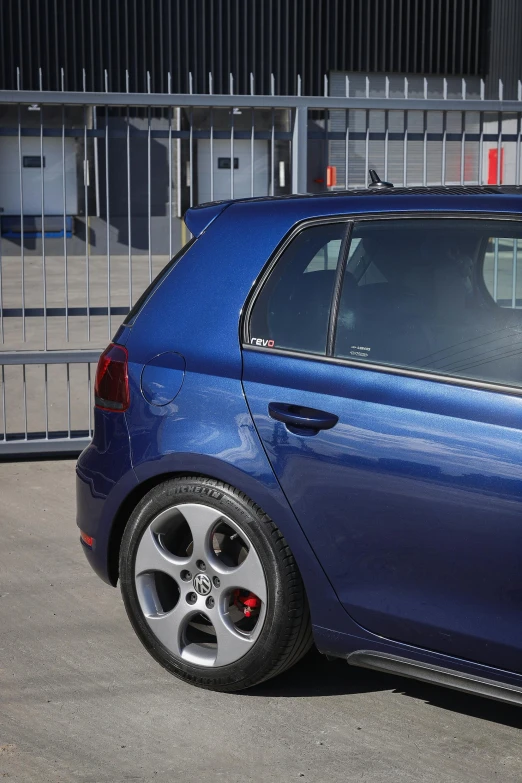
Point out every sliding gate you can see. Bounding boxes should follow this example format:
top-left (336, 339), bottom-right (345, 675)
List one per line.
top-left (1, 77), bottom-right (522, 455)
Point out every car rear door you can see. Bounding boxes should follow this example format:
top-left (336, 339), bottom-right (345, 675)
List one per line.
top-left (242, 215), bottom-right (522, 673)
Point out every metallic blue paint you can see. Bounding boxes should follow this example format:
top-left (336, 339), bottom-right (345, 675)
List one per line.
top-left (140, 351), bottom-right (186, 406)
top-left (243, 349), bottom-right (522, 673)
top-left (77, 190), bottom-right (522, 690)
top-left (76, 409), bottom-right (138, 584)
top-left (183, 200), bottom-right (230, 236)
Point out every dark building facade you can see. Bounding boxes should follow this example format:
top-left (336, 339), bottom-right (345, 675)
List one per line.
top-left (1, 0), bottom-right (522, 259)
top-left (0, 0), bottom-right (501, 96)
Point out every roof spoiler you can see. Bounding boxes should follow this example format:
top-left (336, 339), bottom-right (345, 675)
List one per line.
top-left (184, 201), bottom-right (232, 237)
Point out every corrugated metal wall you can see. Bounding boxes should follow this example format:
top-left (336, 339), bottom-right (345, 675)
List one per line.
top-left (486, 0), bottom-right (522, 98)
top-left (0, 0), bottom-right (489, 95)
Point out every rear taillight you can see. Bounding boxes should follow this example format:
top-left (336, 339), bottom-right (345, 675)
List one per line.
top-left (94, 343), bottom-right (130, 412)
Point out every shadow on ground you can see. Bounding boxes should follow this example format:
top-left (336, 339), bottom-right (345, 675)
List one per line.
top-left (248, 648), bottom-right (522, 729)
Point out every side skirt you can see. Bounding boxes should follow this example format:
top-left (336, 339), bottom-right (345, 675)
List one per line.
top-left (347, 650), bottom-right (522, 707)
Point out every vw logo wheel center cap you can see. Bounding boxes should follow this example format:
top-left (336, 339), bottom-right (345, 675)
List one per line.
top-left (193, 572), bottom-right (212, 596)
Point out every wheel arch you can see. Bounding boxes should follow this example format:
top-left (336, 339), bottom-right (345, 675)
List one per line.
top-left (108, 459), bottom-right (298, 586)
top-left (107, 454), bottom-right (348, 635)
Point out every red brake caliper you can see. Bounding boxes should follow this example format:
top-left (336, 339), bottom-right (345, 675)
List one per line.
top-left (233, 589), bottom-right (261, 618)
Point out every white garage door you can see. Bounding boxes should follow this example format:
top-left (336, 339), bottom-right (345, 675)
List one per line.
top-left (197, 139), bottom-right (269, 203)
top-left (0, 136), bottom-right (78, 216)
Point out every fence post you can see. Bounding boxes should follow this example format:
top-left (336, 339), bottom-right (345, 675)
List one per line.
top-left (292, 105), bottom-right (308, 193)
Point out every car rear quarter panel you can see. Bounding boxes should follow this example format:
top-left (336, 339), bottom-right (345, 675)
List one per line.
top-left (76, 409), bottom-right (138, 582)
top-left (121, 202), bottom-right (356, 630)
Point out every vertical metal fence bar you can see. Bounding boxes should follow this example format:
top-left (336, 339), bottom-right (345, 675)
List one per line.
top-left (497, 112), bottom-right (502, 185)
top-left (210, 106), bottom-right (216, 201)
top-left (1, 365), bottom-right (6, 442)
top-left (105, 75), bottom-right (112, 336)
top-left (512, 239), bottom-right (518, 309)
top-left (230, 104), bottom-right (234, 199)
top-left (344, 109), bottom-right (350, 189)
top-left (441, 111), bottom-right (447, 185)
top-left (93, 106), bottom-right (100, 216)
top-left (423, 110), bottom-right (427, 186)
top-left (168, 105), bottom-right (173, 260)
top-left (270, 74), bottom-right (276, 196)
top-left (127, 75), bottom-right (133, 307)
top-left (22, 364), bottom-right (27, 440)
top-left (17, 102), bottom-right (25, 341)
top-left (515, 114), bottom-right (521, 185)
top-left (364, 109), bottom-right (369, 187)
top-left (384, 76), bottom-right (389, 184)
top-left (44, 364), bottom-right (48, 439)
top-left (479, 111), bottom-right (484, 185)
top-left (403, 78), bottom-right (408, 187)
top-left (493, 238), bottom-right (499, 301)
top-left (62, 103), bottom-right (69, 339)
top-left (66, 362), bottom-right (71, 438)
top-left (292, 99), bottom-right (308, 193)
top-left (87, 362), bottom-right (92, 436)
top-left (40, 101), bottom-right (47, 350)
top-left (271, 107), bottom-right (275, 197)
top-left (384, 109), bottom-right (389, 183)
top-left (345, 75), bottom-right (350, 189)
top-left (403, 111), bottom-right (408, 187)
top-left (147, 104), bottom-right (152, 283)
top-left (176, 107), bottom-right (182, 219)
top-left (460, 112), bottom-right (465, 185)
top-left (189, 107), bottom-right (194, 207)
top-left (250, 107), bottom-right (255, 197)
top-left (83, 102), bottom-right (91, 341)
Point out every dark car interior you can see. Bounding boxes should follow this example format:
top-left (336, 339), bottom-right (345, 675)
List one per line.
top-left (251, 218), bottom-right (522, 389)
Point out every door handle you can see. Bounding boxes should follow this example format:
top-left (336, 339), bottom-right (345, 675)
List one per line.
top-left (268, 402), bottom-right (338, 432)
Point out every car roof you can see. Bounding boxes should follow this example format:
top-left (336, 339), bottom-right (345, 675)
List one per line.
top-left (184, 185), bottom-right (522, 236)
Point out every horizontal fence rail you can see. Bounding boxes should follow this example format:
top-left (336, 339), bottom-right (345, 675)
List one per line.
top-left (2, 79), bottom-right (522, 455)
top-left (0, 350), bottom-right (99, 456)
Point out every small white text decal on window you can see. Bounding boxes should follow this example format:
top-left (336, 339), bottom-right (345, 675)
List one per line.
top-left (349, 345), bottom-right (371, 358)
top-left (251, 337), bottom-right (275, 348)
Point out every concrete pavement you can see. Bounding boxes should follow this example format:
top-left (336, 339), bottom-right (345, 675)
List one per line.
top-left (1, 459), bottom-right (522, 783)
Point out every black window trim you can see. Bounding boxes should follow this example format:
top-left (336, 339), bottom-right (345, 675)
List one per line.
top-left (241, 210), bottom-right (522, 399)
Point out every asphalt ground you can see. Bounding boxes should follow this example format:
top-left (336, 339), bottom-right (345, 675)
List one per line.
top-left (1, 459), bottom-right (522, 783)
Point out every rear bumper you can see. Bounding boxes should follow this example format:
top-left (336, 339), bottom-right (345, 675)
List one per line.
top-left (76, 411), bottom-right (137, 585)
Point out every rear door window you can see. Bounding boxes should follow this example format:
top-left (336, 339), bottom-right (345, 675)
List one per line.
top-left (334, 218), bottom-right (522, 389)
top-left (249, 222), bottom-right (347, 355)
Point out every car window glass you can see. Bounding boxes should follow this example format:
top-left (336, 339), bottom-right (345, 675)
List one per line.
top-left (249, 223), bottom-right (347, 355)
top-left (334, 219), bottom-right (522, 389)
top-left (304, 239), bottom-right (342, 272)
top-left (483, 238), bottom-right (522, 308)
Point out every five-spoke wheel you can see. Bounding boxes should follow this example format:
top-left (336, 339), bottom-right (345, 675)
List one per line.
top-left (133, 502), bottom-right (267, 667)
top-left (119, 477), bottom-right (313, 691)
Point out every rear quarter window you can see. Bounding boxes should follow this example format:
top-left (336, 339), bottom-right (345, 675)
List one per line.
top-left (248, 222), bottom-right (348, 356)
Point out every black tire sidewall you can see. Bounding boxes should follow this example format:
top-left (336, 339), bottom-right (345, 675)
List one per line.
top-left (119, 477), bottom-right (299, 691)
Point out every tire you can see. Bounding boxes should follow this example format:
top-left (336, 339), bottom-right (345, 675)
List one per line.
top-left (119, 476), bottom-right (313, 692)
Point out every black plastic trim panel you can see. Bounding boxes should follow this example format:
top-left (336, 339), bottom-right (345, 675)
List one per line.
top-left (347, 651), bottom-right (522, 707)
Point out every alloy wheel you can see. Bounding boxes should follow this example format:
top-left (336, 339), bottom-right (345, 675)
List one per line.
top-left (133, 503), bottom-right (267, 667)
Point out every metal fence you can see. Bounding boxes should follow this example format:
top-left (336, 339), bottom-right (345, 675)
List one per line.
top-left (2, 73), bottom-right (522, 456)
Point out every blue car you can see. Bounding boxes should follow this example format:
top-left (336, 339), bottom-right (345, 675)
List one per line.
top-left (77, 183), bottom-right (522, 700)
